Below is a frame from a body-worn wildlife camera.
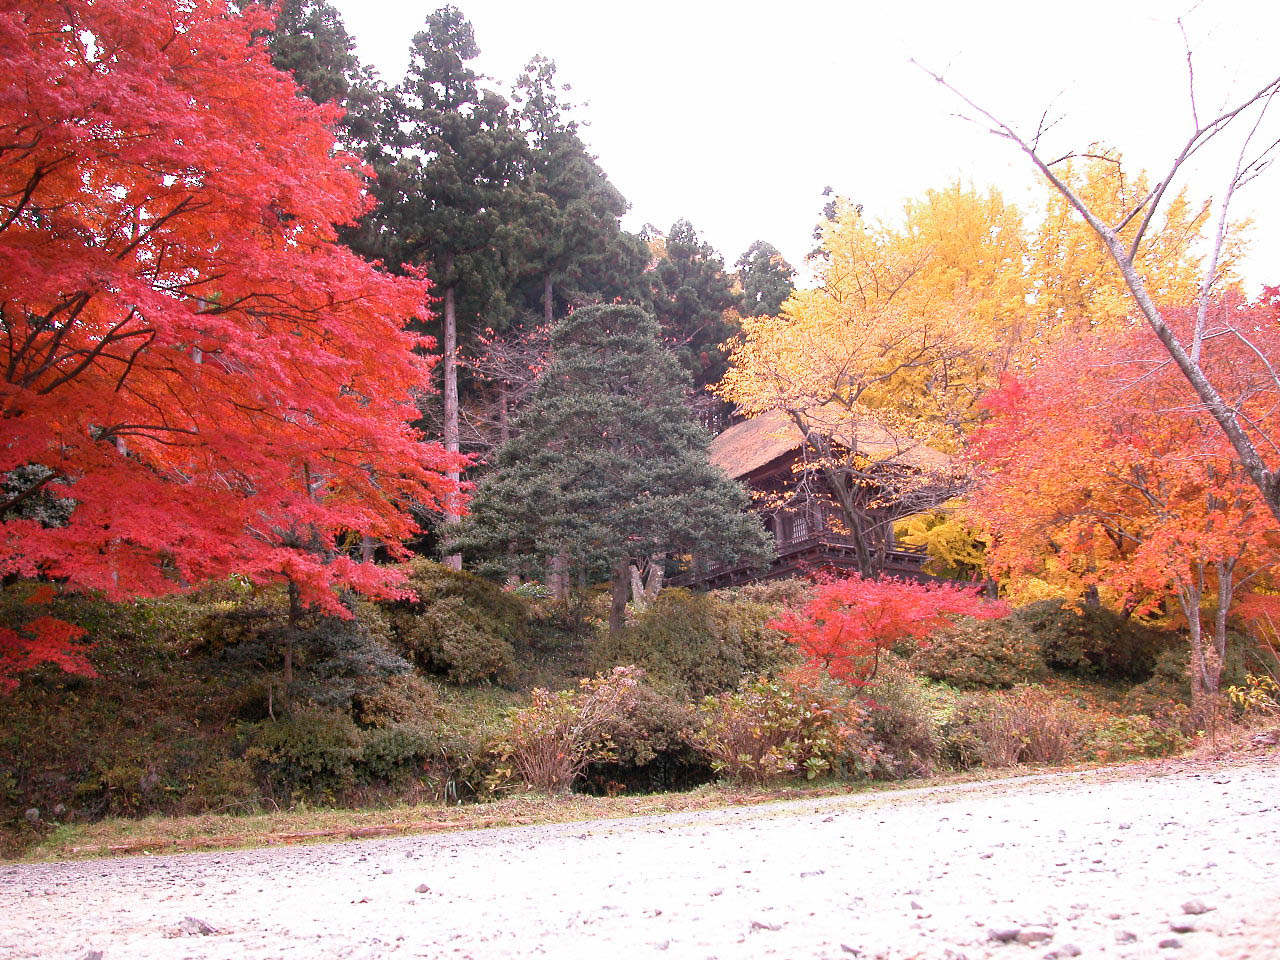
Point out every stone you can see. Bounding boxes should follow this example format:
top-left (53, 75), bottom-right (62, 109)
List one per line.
top-left (910, 900), bottom-right (924, 911)
top-left (80, 953), bottom-right (104, 960)
top-left (840, 947), bottom-right (860, 956)
top-left (1115, 930), bottom-right (1138, 943)
top-left (1170, 920), bottom-right (1196, 934)
top-left (1017, 928), bottom-right (1054, 945)
top-left (1045, 947), bottom-right (1082, 959)
top-left (1159, 938), bottom-right (1183, 949)
top-left (23, 808), bottom-right (39, 824)
top-left (1181, 899), bottom-right (1213, 915)
top-left (415, 883), bottom-right (430, 894)
top-left (750, 920), bottom-right (782, 932)
top-left (166, 917), bottom-right (220, 938)
top-left (987, 927), bottom-right (1021, 943)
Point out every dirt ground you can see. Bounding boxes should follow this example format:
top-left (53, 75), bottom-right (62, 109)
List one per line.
top-left (1, 754), bottom-right (1277, 960)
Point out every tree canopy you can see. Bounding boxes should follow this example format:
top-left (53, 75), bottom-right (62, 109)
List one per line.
top-left (455, 304), bottom-right (773, 631)
top-left (0, 0), bottom-right (460, 682)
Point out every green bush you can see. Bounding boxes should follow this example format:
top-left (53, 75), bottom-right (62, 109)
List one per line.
top-left (242, 709), bottom-right (363, 797)
top-left (358, 725), bottom-right (438, 783)
top-left (910, 617), bottom-right (1048, 689)
top-left (352, 673), bottom-right (445, 728)
top-left (861, 666), bottom-right (944, 777)
top-left (593, 589), bottom-right (797, 699)
top-left (381, 561), bottom-right (530, 686)
top-left (490, 667), bottom-right (646, 794)
top-left (1014, 600), bottom-right (1171, 681)
top-left (692, 673), bottom-right (877, 785)
top-left (1086, 714), bottom-right (1190, 762)
top-left (582, 682), bottom-right (709, 794)
top-left (1125, 636), bottom-right (1253, 720)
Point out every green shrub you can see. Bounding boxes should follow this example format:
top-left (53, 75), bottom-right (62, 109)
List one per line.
top-left (352, 673), bottom-right (445, 728)
top-left (712, 578), bottom-right (814, 608)
top-left (593, 589), bottom-right (796, 699)
top-left (381, 561), bottom-right (530, 686)
top-left (582, 682), bottom-right (709, 794)
top-left (945, 686), bottom-right (1090, 768)
top-left (1087, 714), bottom-right (1190, 762)
top-left (1125, 637), bottom-right (1253, 719)
top-left (910, 617), bottom-right (1048, 689)
top-left (359, 725), bottom-right (438, 783)
top-left (862, 666), bottom-right (944, 777)
top-left (242, 709), bottom-right (363, 797)
top-left (182, 759), bottom-right (259, 812)
top-left (1014, 600), bottom-right (1171, 681)
top-left (692, 673), bottom-right (876, 785)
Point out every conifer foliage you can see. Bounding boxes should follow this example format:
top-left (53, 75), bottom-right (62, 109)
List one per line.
top-left (455, 305), bottom-right (773, 632)
top-left (0, 0), bottom-right (461, 684)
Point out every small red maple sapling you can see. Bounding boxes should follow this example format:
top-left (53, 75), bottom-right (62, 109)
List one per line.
top-left (771, 575), bottom-right (1008, 685)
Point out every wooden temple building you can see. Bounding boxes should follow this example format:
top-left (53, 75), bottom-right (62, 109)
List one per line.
top-left (673, 410), bottom-right (955, 590)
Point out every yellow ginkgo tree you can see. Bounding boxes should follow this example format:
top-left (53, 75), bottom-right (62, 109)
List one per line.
top-left (717, 185), bottom-right (1027, 575)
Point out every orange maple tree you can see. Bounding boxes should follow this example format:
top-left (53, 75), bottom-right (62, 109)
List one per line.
top-left (971, 298), bottom-right (1280, 721)
top-left (0, 0), bottom-right (463, 687)
top-left (770, 574), bottom-right (1007, 685)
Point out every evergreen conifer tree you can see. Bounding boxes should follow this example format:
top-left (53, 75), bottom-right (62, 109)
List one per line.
top-left (735, 240), bottom-right (797, 317)
top-left (455, 304), bottom-right (773, 633)
top-left (648, 220), bottom-right (736, 389)
top-left (364, 6), bottom-right (530, 566)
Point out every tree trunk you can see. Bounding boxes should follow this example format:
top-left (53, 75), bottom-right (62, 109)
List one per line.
top-left (1206, 559), bottom-right (1237, 744)
top-left (1177, 571), bottom-right (1209, 729)
top-left (609, 560), bottom-right (630, 636)
top-left (629, 555), bottom-right (666, 609)
top-left (360, 534), bottom-right (374, 564)
top-left (498, 382), bottom-right (510, 447)
top-left (442, 254), bottom-right (462, 572)
top-left (284, 578), bottom-right (300, 698)
top-left (543, 273), bottom-right (554, 325)
top-left (548, 552), bottom-right (569, 603)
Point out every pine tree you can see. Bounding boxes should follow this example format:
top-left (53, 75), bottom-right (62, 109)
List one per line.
top-left (735, 240), bottom-right (796, 317)
top-left (454, 305), bottom-right (773, 633)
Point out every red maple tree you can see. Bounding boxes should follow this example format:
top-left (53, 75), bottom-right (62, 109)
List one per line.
top-left (971, 296), bottom-right (1280, 722)
top-left (0, 0), bottom-right (463, 687)
top-left (770, 575), bottom-right (1007, 685)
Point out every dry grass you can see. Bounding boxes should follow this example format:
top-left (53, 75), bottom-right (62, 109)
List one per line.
top-left (13, 765), bottom-right (1086, 864)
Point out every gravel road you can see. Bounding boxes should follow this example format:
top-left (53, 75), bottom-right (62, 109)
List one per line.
top-left (2, 754), bottom-right (1278, 960)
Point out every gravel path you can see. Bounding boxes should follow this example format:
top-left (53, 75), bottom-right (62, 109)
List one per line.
top-left (2, 754), bottom-right (1278, 960)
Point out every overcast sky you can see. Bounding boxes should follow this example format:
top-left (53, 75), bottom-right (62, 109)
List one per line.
top-left (331, 0), bottom-right (1278, 289)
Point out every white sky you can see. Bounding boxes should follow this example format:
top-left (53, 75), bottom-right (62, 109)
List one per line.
top-left (332, 0), bottom-right (1279, 289)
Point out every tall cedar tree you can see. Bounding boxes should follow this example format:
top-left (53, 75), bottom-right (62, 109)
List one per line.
top-left (648, 220), bottom-right (737, 390)
top-left (0, 0), bottom-right (461, 687)
top-left (735, 240), bottom-right (797, 317)
top-left (253, 0), bottom-right (383, 157)
top-left (367, 7), bottom-right (529, 565)
top-left (454, 305), bottom-right (773, 634)
top-left (511, 56), bottom-right (650, 323)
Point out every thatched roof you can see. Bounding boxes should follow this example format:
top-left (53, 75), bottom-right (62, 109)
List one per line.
top-left (708, 409), bottom-right (950, 480)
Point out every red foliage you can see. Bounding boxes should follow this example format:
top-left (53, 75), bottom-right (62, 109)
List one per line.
top-left (770, 575), bottom-right (1008, 684)
top-left (971, 299), bottom-right (1280, 617)
top-left (0, 0), bottom-right (464, 684)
